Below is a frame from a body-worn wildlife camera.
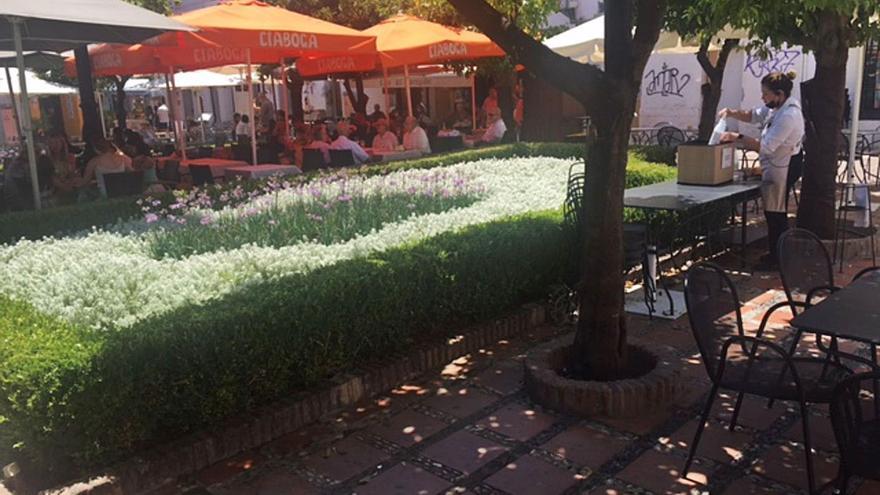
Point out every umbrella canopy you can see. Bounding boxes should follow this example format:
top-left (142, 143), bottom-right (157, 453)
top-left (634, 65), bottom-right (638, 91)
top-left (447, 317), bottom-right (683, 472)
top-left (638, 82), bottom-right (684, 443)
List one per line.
top-left (544, 15), bottom-right (747, 64)
top-left (297, 14), bottom-right (504, 77)
top-left (0, 50), bottom-right (62, 71)
top-left (63, 0), bottom-right (378, 75)
top-left (0, 0), bottom-right (194, 52)
top-left (0, 67), bottom-right (75, 94)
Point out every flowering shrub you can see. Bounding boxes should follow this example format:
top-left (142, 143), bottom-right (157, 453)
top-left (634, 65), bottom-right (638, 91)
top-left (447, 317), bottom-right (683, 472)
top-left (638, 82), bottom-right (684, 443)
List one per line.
top-left (0, 152), bottom-right (676, 473)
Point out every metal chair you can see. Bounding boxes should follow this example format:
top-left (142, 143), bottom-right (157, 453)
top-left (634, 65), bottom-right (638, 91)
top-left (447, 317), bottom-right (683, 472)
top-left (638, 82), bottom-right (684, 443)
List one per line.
top-left (159, 159), bottom-right (181, 184)
top-left (329, 149), bottom-right (355, 168)
top-left (830, 371), bottom-right (880, 493)
top-left (656, 125), bottom-right (687, 148)
top-left (189, 164), bottom-right (215, 187)
top-left (834, 182), bottom-right (877, 272)
top-left (683, 262), bottom-right (851, 495)
top-left (102, 170), bottom-right (144, 198)
top-left (302, 149), bottom-right (326, 172)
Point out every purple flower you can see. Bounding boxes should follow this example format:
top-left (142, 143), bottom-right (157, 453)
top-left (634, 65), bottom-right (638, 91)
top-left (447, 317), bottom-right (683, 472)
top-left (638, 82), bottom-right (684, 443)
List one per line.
top-left (145, 213), bottom-right (159, 223)
top-left (200, 216), bottom-right (214, 226)
top-left (337, 194), bottom-right (352, 203)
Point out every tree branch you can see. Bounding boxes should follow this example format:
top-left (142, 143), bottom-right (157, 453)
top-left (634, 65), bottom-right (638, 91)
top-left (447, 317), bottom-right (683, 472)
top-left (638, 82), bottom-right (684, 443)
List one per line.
top-left (630, 0), bottom-right (667, 84)
top-left (695, 39), bottom-right (715, 80)
top-left (446, 0), bottom-right (608, 114)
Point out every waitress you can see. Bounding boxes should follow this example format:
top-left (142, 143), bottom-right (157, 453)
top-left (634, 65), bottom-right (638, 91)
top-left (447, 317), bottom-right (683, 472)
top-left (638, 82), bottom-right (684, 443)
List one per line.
top-left (718, 71), bottom-right (805, 270)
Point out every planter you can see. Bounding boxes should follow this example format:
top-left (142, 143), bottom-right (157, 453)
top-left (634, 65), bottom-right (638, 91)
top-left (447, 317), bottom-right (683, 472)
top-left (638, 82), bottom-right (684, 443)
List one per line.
top-left (524, 335), bottom-right (682, 418)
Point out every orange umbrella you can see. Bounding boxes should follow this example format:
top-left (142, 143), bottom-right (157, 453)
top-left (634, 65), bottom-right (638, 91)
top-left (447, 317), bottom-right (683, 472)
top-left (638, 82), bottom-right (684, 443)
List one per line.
top-left (64, 43), bottom-right (163, 77)
top-left (297, 14), bottom-right (504, 115)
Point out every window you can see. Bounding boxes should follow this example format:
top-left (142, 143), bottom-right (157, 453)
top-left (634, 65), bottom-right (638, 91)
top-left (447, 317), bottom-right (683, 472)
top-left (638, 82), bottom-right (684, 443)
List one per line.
top-left (860, 38), bottom-right (880, 119)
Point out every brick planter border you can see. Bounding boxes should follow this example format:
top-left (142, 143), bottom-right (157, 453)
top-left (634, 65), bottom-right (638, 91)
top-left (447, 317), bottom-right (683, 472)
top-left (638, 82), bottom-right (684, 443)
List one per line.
top-left (29, 303), bottom-right (547, 495)
top-left (524, 335), bottom-right (683, 418)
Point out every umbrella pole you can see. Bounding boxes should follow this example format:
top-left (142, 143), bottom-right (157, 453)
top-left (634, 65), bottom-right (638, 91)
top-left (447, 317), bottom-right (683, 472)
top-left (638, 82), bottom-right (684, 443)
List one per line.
top-left (470, 73), bottom-right (477, 132)
top-left (4, 67), bottom-right (22, 141)
top-left (96, 91), bottom-right (106, 137)
top-left (247, 49), bottom-right (257, 165)
top-left (847, 44), bottom-right (866, 185)
top-left (164, 73), bottom-right (177, 144)
top-left (168, 69), bottom-right (187, 161)
top-left (383, 66), bottom-right (390, 114)
top-left (11, 19), bottom-right (41, 210)
top-left (404, 64), bottom-right (413, 117)
top-left (280, 57), bottom-right (289, 131)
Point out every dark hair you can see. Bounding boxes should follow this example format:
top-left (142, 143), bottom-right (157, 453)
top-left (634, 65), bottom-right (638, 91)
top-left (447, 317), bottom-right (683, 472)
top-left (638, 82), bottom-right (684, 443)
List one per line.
top-left (241, 114), bottom-right (249, 123)
top-left (761, 71), bottom-right (796, 98)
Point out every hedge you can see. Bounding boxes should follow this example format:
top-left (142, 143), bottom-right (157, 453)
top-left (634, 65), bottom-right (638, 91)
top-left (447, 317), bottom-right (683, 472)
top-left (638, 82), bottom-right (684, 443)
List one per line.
top-left (0, 142), bottom-right (670, 242)
top-left (0, 210), bottom-right (568, 472)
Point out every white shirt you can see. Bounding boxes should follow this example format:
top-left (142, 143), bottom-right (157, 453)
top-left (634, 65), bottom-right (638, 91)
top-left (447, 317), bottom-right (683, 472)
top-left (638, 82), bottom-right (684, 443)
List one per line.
top-left (751, 97), bottom-right (804, 212)
top-left (235, 122), bottom-right (251, 137)
top-left (403, 126), bottom-right (431, 154)
top-left (372, 131), bottom-right (399, 151)
top-left (481, 118), bottom-right (507, 144)
top-left (156, 104), bottom-right (170, 124)
top-left (330, 135), bottom-right (370, 165)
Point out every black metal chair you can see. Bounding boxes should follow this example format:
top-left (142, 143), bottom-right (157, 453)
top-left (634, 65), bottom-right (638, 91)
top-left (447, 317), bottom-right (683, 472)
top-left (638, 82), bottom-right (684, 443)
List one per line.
top-left (302, 149), bottom-right (326, 173)
top-left (102, 170), bottom-right (144, 198)
top-left (830, 371), bottom-right (880, 493)
top-left (159, 159), bottom-right (181, 184)
top-left (683, 262), bottom-right (851, 494)
top-left (329, 149), bottom-right (355, 168)
top-left (189, 164), bottom-right (215, 187)
top-left (656, 125), bottom-right (687, 148)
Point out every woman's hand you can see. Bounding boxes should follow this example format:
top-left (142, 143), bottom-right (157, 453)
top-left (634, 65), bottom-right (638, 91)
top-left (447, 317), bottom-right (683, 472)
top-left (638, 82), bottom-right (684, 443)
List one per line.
top-left (719, 131), bottom-right (740, 143)
top-left (717, 108), bottom-right (732, 119)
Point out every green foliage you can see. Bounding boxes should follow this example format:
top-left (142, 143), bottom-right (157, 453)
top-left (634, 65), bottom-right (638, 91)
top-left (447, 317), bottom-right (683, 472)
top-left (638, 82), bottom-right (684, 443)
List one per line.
top-left (630, 145), bottom-right (677, 168)
top-left (0, 198), bottom-right (142, 244)
top-left (0, 211), bottom-right (568, 469)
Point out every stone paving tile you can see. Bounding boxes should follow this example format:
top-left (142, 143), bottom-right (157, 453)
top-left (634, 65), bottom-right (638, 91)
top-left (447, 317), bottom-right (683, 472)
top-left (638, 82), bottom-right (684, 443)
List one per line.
top-left (484, 455), bottom-right (584, 495)
top-left (421, 430), bottom-right (509, 476)
top-left (196, 452), bottom-right (266, 487)
top-left (662, 419), bottom-right (753, 464)
top-left (365, 408), bottom-right (448, 447)
top-left (720, 476), bottom-right (797, 495)
top-left (207, 466), bottom-right (318, 495)
top-left (711, 393), bottom-right (789, 431)
top-left (475, 403), bottom-right (557, 442)
top-left (855, 480), bottom-right (880, 495)
top-left (782, 414), bottom-right (838, 453)
top-left (471, 361), bottom-right (524, 396)
top-left (540, 425), bottom-right (629, 469)
top-left (301, 436), bottom-right (389, 484)
top-left (352, 462), bottom-right (451, 495)
top-left (750, 442), bottom-right (838, 492)
top-left (616, 450), bottom-right (712, 494)
top-left (422, 385), bottom-right (501, 419)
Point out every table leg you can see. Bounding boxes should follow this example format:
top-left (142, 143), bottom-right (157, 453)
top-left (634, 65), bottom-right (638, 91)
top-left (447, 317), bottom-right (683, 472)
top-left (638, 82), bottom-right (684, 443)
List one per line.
top-left (741, 199), bottom-right (748, 268)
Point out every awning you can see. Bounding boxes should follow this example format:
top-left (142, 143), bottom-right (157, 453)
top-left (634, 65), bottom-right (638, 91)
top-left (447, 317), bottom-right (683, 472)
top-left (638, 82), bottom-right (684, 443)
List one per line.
top-left (0, 67), bottom-right (75, 95)
top-left (0, 0), bottom-right (194, 52)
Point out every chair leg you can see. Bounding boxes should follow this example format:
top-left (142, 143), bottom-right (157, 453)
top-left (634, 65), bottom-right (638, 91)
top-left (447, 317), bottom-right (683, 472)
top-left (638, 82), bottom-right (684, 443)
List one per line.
top-left (683, 382), bottom-right (720, 476)
top-left (799, 401), bottom-right (816, 495)
top-left (835, 469), bottom-right (849, 495)
top-left (729, 391), bottom-right (745, 432)
top-left (769, 328), bottom-right (804, 409)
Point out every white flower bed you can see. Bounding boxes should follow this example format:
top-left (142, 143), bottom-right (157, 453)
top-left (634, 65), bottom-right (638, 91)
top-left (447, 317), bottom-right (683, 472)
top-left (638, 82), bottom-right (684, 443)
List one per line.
top-left (0, 157), bottom-right (571, 330)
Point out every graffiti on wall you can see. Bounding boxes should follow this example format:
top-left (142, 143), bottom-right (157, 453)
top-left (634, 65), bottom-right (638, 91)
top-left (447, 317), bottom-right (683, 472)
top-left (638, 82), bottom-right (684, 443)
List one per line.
top-left (644, 63), bottom-right (692, 97)
top-left (744, 49), bottom-right (801, 78)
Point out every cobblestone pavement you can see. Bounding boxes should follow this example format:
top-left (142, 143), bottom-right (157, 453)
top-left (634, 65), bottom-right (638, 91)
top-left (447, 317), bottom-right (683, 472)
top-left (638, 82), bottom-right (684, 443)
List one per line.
top-left (142, 246), bottom-right (880, 495)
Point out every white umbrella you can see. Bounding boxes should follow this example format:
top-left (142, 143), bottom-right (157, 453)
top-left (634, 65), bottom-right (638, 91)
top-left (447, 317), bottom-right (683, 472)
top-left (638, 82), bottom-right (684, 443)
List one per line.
top-left (1, 0), bottom-right (192, 209)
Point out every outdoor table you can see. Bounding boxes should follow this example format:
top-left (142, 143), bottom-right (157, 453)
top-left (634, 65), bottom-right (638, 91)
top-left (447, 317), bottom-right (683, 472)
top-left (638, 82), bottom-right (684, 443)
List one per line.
top-left (791, 269), bottom-right (880, 413)
top-left (185, 158), bottom-right (249, 178)
top-left (371, 149), bottom-right (424, 162)
top-left (624, 179), bottom-right (762, 317)
top-left (224, 164), bottom-right (301, 180)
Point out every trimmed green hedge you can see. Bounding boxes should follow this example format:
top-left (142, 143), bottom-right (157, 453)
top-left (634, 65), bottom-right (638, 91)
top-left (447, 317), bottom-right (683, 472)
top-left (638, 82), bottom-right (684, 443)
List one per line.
top-left (0, 143), bottom-right (673, 243)
top-left (0, 211), bottom-right (568, 471)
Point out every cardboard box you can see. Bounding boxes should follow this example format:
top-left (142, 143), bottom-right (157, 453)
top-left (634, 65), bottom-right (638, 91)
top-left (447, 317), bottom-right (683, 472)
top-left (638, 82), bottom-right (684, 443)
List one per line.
top-left (676, 142), bottom-right (736, 185)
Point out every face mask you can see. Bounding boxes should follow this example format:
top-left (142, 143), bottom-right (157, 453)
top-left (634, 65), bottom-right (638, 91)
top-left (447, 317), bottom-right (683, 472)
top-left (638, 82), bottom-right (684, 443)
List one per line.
top-left (765, 100), bottom-right (779, 109)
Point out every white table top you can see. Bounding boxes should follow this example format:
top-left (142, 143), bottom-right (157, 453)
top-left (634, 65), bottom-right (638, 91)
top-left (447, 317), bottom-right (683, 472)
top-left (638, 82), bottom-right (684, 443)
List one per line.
top-left (624, 179), bottom-right (762, 211)
top-left (225, 165), bottom-right (301, 179)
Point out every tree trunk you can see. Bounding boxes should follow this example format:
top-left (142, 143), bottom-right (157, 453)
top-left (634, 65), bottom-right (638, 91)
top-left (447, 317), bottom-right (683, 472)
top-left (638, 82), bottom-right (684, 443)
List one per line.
top-left (113, 76), bottom-right (130, 131)
top-left (696, 39), bottom-right (737, 142)
top-left (74, 46), bottom-right (102, 140)
top-left (521, 73), bottom-right (564, 141)
top-left (285, 68), bottom-right (305, 124)
top-left (572, 94), bottom-right (634, 378)
top-left (797, 12), bottom-right (849, 239)
top-left (342, 77), bottom-right (369, 115)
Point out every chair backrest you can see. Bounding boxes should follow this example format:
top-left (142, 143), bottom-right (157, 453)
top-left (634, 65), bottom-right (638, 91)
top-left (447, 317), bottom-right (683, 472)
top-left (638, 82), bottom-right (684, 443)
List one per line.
top-left (656, 126), bottom-right (686, 148)
top-left (189, 164), bottom-right (214, 187)
top-left (103, 170), bottom-right (145, 199)
top-left (684, 262), bottom-right (745, 382)
top-left (329, 149), bottom-right (355, 168)
top-left (302, 149), bottom-right (325, 172)
top-left (161, 160), bottom-right (181, 183)
top-left (830, 371), bottom-right (880, 478)
top-left (777, 228), bottom-right (834, 312)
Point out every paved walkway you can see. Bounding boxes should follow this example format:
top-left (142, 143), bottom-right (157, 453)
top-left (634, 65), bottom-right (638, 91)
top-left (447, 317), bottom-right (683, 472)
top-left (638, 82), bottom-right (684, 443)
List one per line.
top-left (150, 246), bottom-right (879, 495)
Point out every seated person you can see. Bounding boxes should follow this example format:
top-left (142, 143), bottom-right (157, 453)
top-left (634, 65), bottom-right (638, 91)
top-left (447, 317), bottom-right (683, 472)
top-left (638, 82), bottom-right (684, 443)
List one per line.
top-left (402, 116), bottom-right (431, 155)
top-left (235, 114), bottom-right (252, 143)
top-left (371, 119), bottom-right (399, 152)
top-left (304, 124), bottom-right (331, 165)
top-left (473, 108), bottom-right (507, 146)
top-left (368, 104), bottom-right (386, 123)
top-left (124, 132), bottom-right (162, 191)
top-left (446, 100), bottom-right (472, 133)
top-left (76, 138), bottom-right (133, 199)
top-left (330, 120), bottom-right (370, 165)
